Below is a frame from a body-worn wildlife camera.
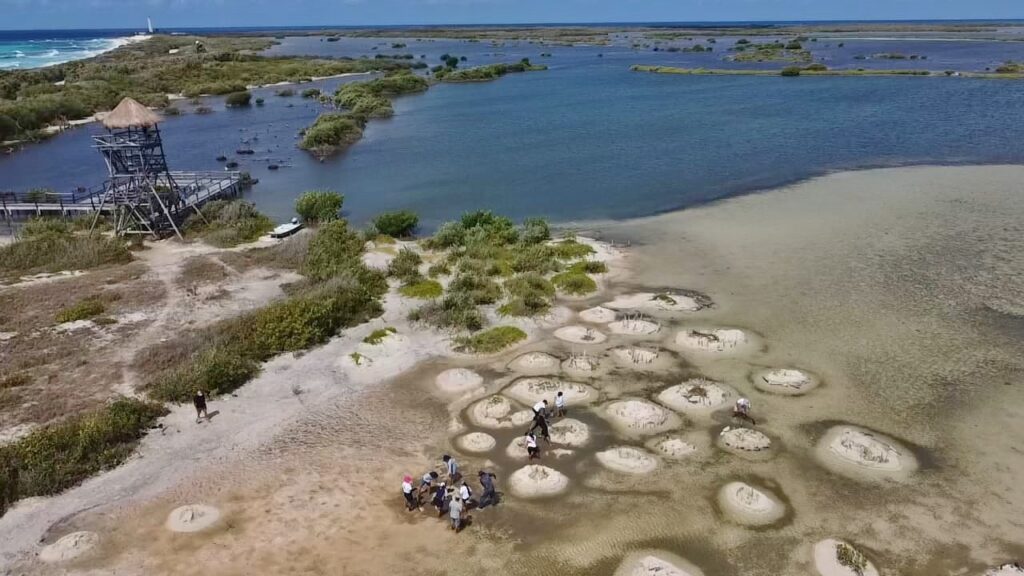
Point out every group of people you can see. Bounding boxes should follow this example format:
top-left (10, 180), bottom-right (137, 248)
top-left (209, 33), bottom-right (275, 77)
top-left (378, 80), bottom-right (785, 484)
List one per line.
top-left (402, 454), bottom-right (499, 533)
top-left (523, 390), bottom-right (567, 459)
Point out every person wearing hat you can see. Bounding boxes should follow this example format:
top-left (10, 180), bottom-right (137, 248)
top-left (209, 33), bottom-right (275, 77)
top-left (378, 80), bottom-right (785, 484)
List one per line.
top-left (401, 475), bottom-right (418, 511)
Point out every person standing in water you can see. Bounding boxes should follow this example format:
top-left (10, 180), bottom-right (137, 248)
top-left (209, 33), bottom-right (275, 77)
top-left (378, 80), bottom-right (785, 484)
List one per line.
top-left (448, 493), bottom-right (464, 532)
top-left (193, 390), bottom-right (208, 424)
top-left (402, 475), bottom-right (418, 511)
top-left (478, 470), bottom-right (498, 509)
top-left (525, 432), bottom-right (540, 460)
top-left (555, 391), bottom-right (566, 418)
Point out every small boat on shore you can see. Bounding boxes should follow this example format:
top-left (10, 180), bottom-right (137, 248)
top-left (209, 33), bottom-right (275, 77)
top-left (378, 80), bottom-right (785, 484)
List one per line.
top-left (270, 218), bottom-right (303, 239)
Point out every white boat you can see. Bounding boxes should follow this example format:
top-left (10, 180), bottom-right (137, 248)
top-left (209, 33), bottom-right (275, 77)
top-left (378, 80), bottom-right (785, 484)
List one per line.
top-left (270, 218), bottom-right (303, 239)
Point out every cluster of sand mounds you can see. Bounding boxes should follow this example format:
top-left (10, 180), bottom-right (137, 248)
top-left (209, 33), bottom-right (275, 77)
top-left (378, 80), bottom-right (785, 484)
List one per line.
top-left (549, 418), bottom-right (591, 447)
top-left (596, 446), bottom-right (660, 474)
top-left (467, 395), bottom-right (518, 428)
top-left (753, 368), bottom-right (818, 395)
top-left (554, 325), bottom-right (608, 344)
top-left (434, 368), bottom-right (484, 393)
top-left (815, 425), bottom-right (918, 481)
top-left (38, 531), bottom-right (99, 563)
top-left (675, 328), bottom-right (752, 354)
top-left (812, 539), bottom-right (879, 576)
top-left (507, 351), bottom-right (561, 375)
top-left (602, 399), bottom-right (682, 437)
top-left (717, 481), bottom-right (786, 526)
top-left (647, 435), bottom-right (698, 459)
top-left (605, 292), bottom-right (706, 313)
top-left (986, 564), bottom-right (1024, 576)
top-left (718, 427), bottom-right (772, 456)
top-left (615, 550), bottom-right (705, 576)
top-left (657, 379), bottom-right (731, 414)
top-left (509, 465), bottom-right (570, 498)
top-left (457, 432), bottom-right (496, 453)
top-left (579, 305), bottom-right (617, 324)
top-left (608, 316), bottom-right (661, 336)
top-left (165, 504), bottom-right (221, 533)
top-left (561, 352), bottom-right (603, 378)
top-left (503, 377), bottom-right (598, 406)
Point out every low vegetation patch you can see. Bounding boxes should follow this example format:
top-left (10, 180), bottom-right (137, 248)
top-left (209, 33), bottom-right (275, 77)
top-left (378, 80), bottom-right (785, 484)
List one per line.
top-left (183, 199), bottom-right (273, 247)
top-left (224, 91), bottom-right (252, 107)
top-left (0, 397), bottom-right (167, 516)
top-left (55, 298), bottom-right (106, 323)
top-left (552, 270), bottom-right (598, 295)
top-left (299, 113), bottom-right (364, 157)
top-left (295, 190), bottom-right (344, 224)
top-left (373, 210), bottom-right (419, 238)
top-left (363, 326), bottom-right (397, 345)
top-left (454, 326), bottom-right (527, 354)
top-left (399, 279), bottom-right (443, 299)
top-left (436, 59), bottom-right (547, 82)
top-left (0, 219), bottom-right (131, 280)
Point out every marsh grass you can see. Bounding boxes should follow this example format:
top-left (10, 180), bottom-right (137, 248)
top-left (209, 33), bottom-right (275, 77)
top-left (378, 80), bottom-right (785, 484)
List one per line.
top-left (183, 200), bottom-right (273, 248)
top-left (454, 326), bottom-right (527, 353)
top-left (55, 298), bottom-right (106, 323)
top-left (362, 327), bottom-right (397, 345)
top-left (0, 224), bottom-right (131, 280)
top-left (399, 279), bottom-right (443, 299)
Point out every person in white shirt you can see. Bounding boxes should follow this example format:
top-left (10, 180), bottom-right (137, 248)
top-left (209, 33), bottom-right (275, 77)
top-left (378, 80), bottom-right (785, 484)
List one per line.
top-left (459, 481), bottom-right (472, 507)
top-left (402, 475), bottom-right (417, 511)
top-left (533, 399), bottom-right (548, 418)
top-left (555, 391), bottom-right (566, 417)
top-left (525, 432), bottom-right (540, 460)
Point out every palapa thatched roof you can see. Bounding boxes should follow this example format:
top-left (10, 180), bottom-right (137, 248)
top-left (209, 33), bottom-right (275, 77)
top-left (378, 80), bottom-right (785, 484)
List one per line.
top-left (101, 97), bottom-right (162, 129)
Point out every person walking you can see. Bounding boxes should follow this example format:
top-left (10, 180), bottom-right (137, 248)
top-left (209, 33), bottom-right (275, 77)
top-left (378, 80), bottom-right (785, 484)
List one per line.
top-left (478, 470), bottom-right (498, 509)
top-left (554, 391), bottom-right (566, 418)
top-left (193, 390), bottom-right (208, 424)
top-left (525, 431), bottom-right (540, 460)
top-left (402, 475), bottom-right (418, 511)
top-left (532, 399), bottom-right (548, 418)
top-left (431, 482), bottom-right (448, 517)
top-left (448, 493), bottom-right (464, 532)
top-left (459, 481), bottom-right (473, 508)
top-left (442, 454), bottom-right (461, 483)
top-left (419, 471), bottom-right (439, 497)
top-left (530, 410), bottom-right (551, 442)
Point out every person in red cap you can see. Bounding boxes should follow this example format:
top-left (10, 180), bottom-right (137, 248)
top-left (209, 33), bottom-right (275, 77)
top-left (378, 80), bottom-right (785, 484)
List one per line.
top-left (402, 475), bottom-right (418, 511)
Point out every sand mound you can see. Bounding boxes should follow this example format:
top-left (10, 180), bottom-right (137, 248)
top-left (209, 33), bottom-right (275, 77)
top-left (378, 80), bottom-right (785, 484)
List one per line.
top-left (608, 317), bottom-right (661, 336)
top-left (602, 399), bottom-right (682, 437)
top-left (165, 504), bottom-right (221, 533)
top-left (615, 550), bottom-right (705, 576)
top-left (435, 368), bottom-right (484, 393)
top-left (511, 409), bottom-right (536, 426)
top-left (675, 328), bottom-right (752, 354)
top-left (503, 377), bottom-right (598, 406)
top-left (467, 395), bottom-right (517, 428)
top-left (609, 346), bottom-right (675, 371)
top-left (507, 351), bottom-right (561, 375)
top-left (457, 432), bottom-right (496, 453)
top-left (815, 425), bottom-right (918, 480)
top-left (657, 379), bottom-right (731, 413)
top-left (506, 435), bottom-right (531, 460)
top-left (562, 353), bottom-right (602, 377)
top-left (718, 427), bottom-right (772, 455)
top-left (554, 325), bottom-right (608, 344)
top-left (753, 368), bottom-right (818, 395)
top-left (596, 446), bottom-right (660, 474)
top-left (579, 306), bottom-right (617, 324)
top-left (549, 418), bottom-right (591, 447)
top-left (717, 481), bottom-right (786, 526)
top-left (509, 465), bottom-right (570, 498)
top-left (813, 539), bottom-right (880, 576)
top-left (605, 292), bottom-right (705, 313)
top-left (647, 435), bottom-right (698, 459)
top-left (986, 564), bottom-right (1024, 576)
top-left (39, 531), bottom-right (99, 563)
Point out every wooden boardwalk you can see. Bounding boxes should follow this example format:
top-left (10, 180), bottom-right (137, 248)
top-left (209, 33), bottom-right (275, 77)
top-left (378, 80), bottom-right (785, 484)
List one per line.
top-left (1, 171), bottom-right (244, 225)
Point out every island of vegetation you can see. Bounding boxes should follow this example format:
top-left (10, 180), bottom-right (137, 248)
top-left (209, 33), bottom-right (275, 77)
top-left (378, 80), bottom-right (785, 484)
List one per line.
top-left (0, 35), bottom-right (416, 145)
top-left (729, 38), bottom-right (812, 63)
top-left (630, 64), bottom-right (1024, 79)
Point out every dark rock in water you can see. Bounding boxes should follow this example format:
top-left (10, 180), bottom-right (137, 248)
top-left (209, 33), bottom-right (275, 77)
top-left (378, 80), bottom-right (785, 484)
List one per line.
top-left (236, 149), bottom-right (255, 155)
top-left (216, 155), bottom-right (227, 162)
top-left (268, 164), bottom-right (279, 170)
top-left (226, 161), bottom-right (239, 169)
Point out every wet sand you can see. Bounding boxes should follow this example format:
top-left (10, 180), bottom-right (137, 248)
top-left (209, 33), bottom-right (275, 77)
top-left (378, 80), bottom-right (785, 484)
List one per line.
top-left (7, 165), bottom-right (1024, 575)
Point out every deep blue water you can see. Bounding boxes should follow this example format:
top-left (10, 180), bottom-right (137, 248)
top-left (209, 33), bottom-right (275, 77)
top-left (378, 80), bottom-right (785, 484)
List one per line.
top-left (3, 34), bottom-right (1024, 228)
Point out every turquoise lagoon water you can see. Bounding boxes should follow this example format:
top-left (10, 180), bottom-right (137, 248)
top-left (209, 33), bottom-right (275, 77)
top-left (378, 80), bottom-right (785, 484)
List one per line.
top-left (4, 35), bottom-right (1024, 228)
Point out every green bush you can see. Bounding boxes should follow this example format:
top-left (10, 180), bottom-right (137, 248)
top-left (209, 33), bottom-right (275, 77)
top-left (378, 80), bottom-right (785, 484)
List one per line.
top-left (184, 200), bottom-right (273, 247)
top-left (427, 262), bottom-right (451, 278)
top-left (277, 88), bottom-right (296, 97)
top-left (388, 248), bottom-right (423, 283)
top-left (552, 271), bottom-right (598, 295)
top-left (569, 260), bottom-right (608, 274)
top-left (0, 397), bottom-right (167, 515)
top-left (408, 293), bottom-right (483, 331)
top-left (373, 211), bottom-right (419, 238)
top-left (295, 190), bottom-right (344, 224)
top-left (454, 326), bottom-right (527, 354)
top-left (148, 345), bottom-right (260, 402)
top-left (301, 219), bottom-right (366, 281)
top-left (301, 88), bottom-right (322, 98)
top-left (224, 91), bottom-right (252, 107)
top-left (299, 113), bottom-right (363, 156)
top-left (510, 243), bottom-right (559, 274)
top-left (55, 298), bottom-right (106, 323)
top-left (0, 232), bottom-right (131, 279)
top-left (781, 66), bottom-right (802, 77)
top-left (399, 279), bottom-right (443, 299)
top-left (551, 238), bottom-right (594, 260)
top-left (520, 217), bottom-right (551, 244)
top-left (449, 272), bottom-right (502, 305)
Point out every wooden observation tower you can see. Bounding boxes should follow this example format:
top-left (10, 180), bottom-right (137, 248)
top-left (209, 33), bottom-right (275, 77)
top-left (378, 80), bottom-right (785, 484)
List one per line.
top-left (90, 97), bottom-right (245, 239)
